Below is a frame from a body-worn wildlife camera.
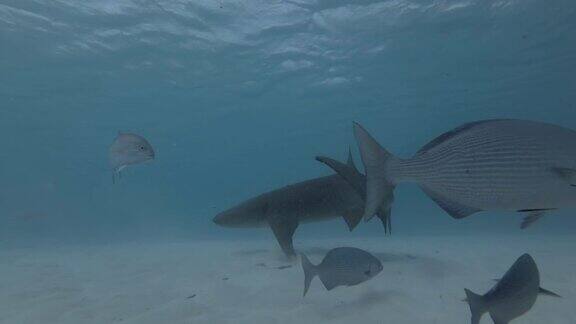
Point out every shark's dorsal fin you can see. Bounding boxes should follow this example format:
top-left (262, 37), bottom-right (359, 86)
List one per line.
top-left (316, 156), bottom-right (365, 198)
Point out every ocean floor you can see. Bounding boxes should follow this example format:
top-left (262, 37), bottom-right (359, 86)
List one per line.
top-left (0, 235), bottom-right (574, 324)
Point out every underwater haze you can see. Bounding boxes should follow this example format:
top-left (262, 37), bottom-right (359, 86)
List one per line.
top-left (1, 1), bottom-right (576, 323)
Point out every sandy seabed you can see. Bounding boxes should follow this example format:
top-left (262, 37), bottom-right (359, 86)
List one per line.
top-left (0, 235), bottom-right (574, 324)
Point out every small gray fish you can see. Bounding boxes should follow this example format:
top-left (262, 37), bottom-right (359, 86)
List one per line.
top-left (301, 247), bottom-right (383, 296)
top-left (464, 254), bottom-right (560, 324)
top-left (321, 120), bottom-right (576, 228)
top-left (109, 132), bottom-right (155, 183)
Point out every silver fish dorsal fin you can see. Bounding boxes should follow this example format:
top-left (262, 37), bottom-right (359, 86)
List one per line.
top-left (416, 119), bottom-right (512, 155)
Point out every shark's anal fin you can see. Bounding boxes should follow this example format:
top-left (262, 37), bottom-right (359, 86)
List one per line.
top-left (539, 287), bottom-right (562, 298)
top-left (342, 209), bottom-right (363, 231)
top-left (268, 215), bottom-right (299, 258)
top-left (346, 147), bottom-right (358, 172)
top-left (420, 186), bottom-right (481, 219)
top-left (551, 167), bottom-right (576, 186)
top-left (518, 209), bottom-right (550, 229)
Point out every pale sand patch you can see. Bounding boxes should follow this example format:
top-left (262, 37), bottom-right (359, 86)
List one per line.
top-left (0, 235), bottom-right (574, 323)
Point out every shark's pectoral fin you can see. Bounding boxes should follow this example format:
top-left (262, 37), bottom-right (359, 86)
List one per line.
top-left (489, 313), bottom-right (509, 324)
top-left (539, 287), bottom-right (562, 298)
top-left (551, 167), bottom-right (576, 186)
top-left (342, 209), bottom-right (363, 231)
top-left (268, 215), bottom-right (299, 258)
top-left (420, 186), bottom-right (481, 219)
top-left (518, 209), bottom-right (549, 229)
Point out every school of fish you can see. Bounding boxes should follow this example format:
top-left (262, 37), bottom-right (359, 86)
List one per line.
top-left (113, 118), bottom-right (573, 323)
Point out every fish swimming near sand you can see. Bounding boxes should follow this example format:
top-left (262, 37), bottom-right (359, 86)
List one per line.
top-left (464, 253), bottom-right (560, 324)
top-left (319, 119), bottom-right (576, 228)
top-left (301, 247), bottom-right (383, 296)
top-left (109, 132), bottom-right (155, 183)
top-left (213, 152), bottom-right (391, 257)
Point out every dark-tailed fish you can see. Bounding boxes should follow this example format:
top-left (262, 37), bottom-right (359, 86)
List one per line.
top-left (213, 152), bottom-right (391, 258)
top-left (320, 119), bottom-right (576, 228)
top-left (464, 254), bottom-right (560, 324)
top-left (109, 132), bottom-right (155, 183)
top-left (301, 247), bottom-right (382, 296)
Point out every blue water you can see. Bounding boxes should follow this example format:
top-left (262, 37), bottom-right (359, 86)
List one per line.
top-left (0, 1), bottom-right (575, 322)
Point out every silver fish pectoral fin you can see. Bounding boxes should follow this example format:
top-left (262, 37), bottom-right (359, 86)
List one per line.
top-left (268, 215), bottom-right (299, 258)
top-left (551, 167), bottom-right (576, 186)
top-left (519, 209), bottom-right (549, 229)
top-left (319, 276), bottom-right (339, 291)
top-left (420, 186), bottom-right (482, 219)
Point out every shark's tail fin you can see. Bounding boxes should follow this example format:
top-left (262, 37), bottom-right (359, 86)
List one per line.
top-left (353, 122), bottom-right (397, 221)
top-left (464, 288), bottom-right (487, 324)
top-left (301, 253), bottom-right (318, 297)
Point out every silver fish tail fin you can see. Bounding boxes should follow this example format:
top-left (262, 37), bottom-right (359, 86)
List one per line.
top-left (353, 122), bottom-right (397, 221)
top-left (464, 288), bottom-right (487, 324)
top-left (301, 253), bottom-right (318, 297)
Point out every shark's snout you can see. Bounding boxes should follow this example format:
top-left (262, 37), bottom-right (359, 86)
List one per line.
top-left (212, 203), bottom-right (266, 228)
top-left (213, 212), bottom-right (228, 226)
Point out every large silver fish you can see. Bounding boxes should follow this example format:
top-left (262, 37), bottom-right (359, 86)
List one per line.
top-left (464, 254), bottom-right (560, 324)
top-left (301, 247), bottom-right (383, 297)
top-left (109, 132), bottom-right (155, 183)
top-left (321, 119), bottom-right (576, 228)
